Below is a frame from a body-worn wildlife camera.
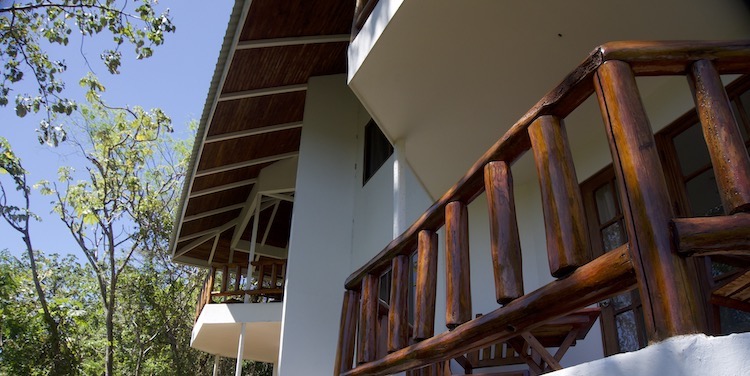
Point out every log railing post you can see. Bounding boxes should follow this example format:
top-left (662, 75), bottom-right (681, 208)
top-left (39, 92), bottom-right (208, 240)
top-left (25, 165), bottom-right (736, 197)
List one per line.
top-left (388, 255), bottom-right (409, 352)
top-left (529, 115), bottom-right (590, 278)
top-left (688, 59), bottom-right (750, 214)
top-left (358, 274), bottom-right (379, 364)
top-left (594, 59), bottom-right (706, 339)
top-left (220, 265), bottom-right (229, 293)
top-left (484, 161), bottom-right (524, 304)
top-left (335, 290), bottom-right (361, 375)
top-left (445, 201), bottom-right (471, 329)
top-left (414, 230), bottom-right (438, 341)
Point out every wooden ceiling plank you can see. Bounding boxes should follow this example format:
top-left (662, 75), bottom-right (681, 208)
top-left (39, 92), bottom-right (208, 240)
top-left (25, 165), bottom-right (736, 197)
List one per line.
top-left (236, 34), bottom-right (350, 50)
top-left (195, 151), bottom-right (299, 177)
top-left (183, 202), bottom-right (246, 222)
top-left (205, 121), bottom-right (303, 144)
top-left (190, 178), bottom-right (257, 198)
top-left (178, 219), bottom-right (239, 243)
top-left (218, 83), bottom-right (307, 102)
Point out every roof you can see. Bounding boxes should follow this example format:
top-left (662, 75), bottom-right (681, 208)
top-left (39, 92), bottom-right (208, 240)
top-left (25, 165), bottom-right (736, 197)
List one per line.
top-left (170, 0), bottom-right (355, 266)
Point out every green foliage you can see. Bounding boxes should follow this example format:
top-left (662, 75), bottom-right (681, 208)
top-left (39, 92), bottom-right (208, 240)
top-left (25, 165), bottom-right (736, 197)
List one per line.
top-left (0, 0), bottom-right (175, 145)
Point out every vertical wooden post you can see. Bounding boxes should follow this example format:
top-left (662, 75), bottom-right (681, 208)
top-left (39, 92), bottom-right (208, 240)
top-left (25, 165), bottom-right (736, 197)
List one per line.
top-left (334, 290), bottom-right (360, 375)
top-left (220, 265), bottom-right (229, 293)
top-left (445, 201), bottom-right (471, 329)
top-left (594, 60), bottom-right (706, 339)
top-left (688, 59), bottom-right (750, 214)
top-left (234, 264), bottom-right (242, 291)
top-left (529, 115), bottom-right (590, 278)
top-left (208, 266), bottom-right (216, 293)
top-left (388, 255), bottom-right (409, 352)
top-left (358, 274), bottom-right (379, 364)
top-left (484, 161), bottom-right (524, 304)
top-left (414, 230), bottom-right (438, 341)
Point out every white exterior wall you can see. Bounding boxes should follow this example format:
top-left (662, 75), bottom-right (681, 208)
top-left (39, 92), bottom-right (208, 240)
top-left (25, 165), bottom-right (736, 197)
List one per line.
top-left (277, 75), bottom-right (360, 375)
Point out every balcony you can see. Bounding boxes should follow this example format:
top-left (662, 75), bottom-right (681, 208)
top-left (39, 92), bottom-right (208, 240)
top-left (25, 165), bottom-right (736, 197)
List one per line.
top-left (192, 258), bottom-right (286, 363)
top-left (334, 41), bottom-right (750, 375)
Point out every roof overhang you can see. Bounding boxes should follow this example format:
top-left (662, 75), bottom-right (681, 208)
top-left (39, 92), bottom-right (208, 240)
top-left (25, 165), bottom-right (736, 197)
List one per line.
top-left (170, 0), bottom-right (355, 266)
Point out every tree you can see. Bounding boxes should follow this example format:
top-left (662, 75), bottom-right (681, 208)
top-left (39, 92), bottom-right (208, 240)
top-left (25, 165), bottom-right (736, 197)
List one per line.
top-left (0, 137), bottom-right (78, 374)
top-left (0, 0), bottom-right (175, 145)
top-left (42, 98), bottom-right (184, 376)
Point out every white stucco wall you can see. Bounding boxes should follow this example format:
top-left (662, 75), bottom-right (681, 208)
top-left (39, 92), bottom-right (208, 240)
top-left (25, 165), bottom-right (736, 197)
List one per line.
top-left (276, 75), bottom-right (360, 375)
top-left (549, 333), bottom-right (750, 376)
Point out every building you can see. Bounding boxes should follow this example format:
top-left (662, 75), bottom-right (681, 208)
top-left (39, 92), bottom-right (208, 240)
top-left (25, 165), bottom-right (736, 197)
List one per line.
top-left (169, 1), bottom-right (750, 375)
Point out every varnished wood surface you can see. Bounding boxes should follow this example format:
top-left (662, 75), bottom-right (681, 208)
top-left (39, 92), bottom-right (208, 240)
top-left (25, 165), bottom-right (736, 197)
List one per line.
top-left (358, 275), bottom-right (379, 364)
top-left (594, 60), bottom-right (706, 339)
top-left (529, 116), bottom-right (590, 277)
top-left (484, 161), bottom-right (523, 304)
top-left (672, 213), bottom-right (750, 256)
top-left (414, 230), bottom-right (438, 341)
top-left (445, 201), bottom-right (472, 329)
top-left (388, 255), bottom-right (410, 352)
top-left (341, 245), bottom-right (636, 376)
top-left (688, 59), bottom-right (750, 214)
top-left (335, 290), bottom-right (360, 374)
top-left (344, 40), bottom-right (750, 291)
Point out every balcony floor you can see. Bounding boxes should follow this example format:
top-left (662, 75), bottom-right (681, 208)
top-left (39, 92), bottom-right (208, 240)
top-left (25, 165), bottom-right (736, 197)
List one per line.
top-left (191, 302), bottom-right (282, 362)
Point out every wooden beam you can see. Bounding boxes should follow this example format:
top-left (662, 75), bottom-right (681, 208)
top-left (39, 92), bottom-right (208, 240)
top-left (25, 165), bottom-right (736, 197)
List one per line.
top-left (387, 255), bottom-right (409, 352)
top-left (484, 161), bottom-right (523, 304)
top-left (183, 203), bottom-right (245, 222)
top-left (341, 244), bottom-right (636, 376)
top-left (263, 192), bottom-right (294, 202)
top-left (595, 60), bottom-right (706, 340)
top-left (177, 219), bottom-right (239, 243)
top-left (189, 179), bottom-right (257, 198)
top-left (445, 201), bottom-right (471, 329)
top-left (358, 274), bottom-right (379, 364)
top-left (236, 34), bottom-right (350, 50)
top-left (688, 59), bottom-right (750, 214)
top-left (335, 290), bottom-right (361, 375)
top-left (414, 230), bottom-right (438, 341)
top-left (672, 213), bottom-right (750, 256)
top-left (205, 122), bottom-right (303, 144)
top-left (218, 84), bottom-right (307, 102)
top-left (195, 152), bottom-right (299, 177)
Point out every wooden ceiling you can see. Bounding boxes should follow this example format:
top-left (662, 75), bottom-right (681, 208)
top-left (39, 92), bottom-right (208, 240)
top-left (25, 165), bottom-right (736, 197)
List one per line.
top-left (172, 0), bottom-right (354, 266)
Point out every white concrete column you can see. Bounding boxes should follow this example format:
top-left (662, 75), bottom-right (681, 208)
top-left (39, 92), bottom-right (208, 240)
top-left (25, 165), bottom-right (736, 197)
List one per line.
top-left (276, 75), bottom-right (359, 375)
top-left (393, 139), bottom-right (407, 239)
top-left (235, 323), bottom-right (246, 376)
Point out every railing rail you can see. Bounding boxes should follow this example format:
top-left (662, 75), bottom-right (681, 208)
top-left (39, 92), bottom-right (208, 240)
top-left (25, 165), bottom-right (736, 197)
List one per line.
top-left (335, 40), bottom-right (750, 376)
top-left (195, 258), bottom-right (287, 320)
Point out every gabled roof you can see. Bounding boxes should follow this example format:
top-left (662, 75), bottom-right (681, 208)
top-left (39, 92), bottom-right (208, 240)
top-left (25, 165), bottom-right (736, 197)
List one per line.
top-left (170, 0), bottom-right (354, 266)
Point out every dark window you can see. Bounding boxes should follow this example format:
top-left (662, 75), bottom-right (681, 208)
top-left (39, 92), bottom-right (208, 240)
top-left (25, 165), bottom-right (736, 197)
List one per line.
top-left (363, 119), bottom-right (394, 185)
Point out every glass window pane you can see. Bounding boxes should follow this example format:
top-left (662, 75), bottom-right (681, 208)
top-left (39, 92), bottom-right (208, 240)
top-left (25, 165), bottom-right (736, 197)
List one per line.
top-left (612, 292), bottom-right (632, 311)
top-left (615, 311), bottom-right (640, 353)
top-left (673, 123), bottom-right (711, 176)
top-left (601, 221), bottom-right (627, 252)
top-left (731, 101), bottom-right (749, 142)
top-left (594, 183), bottom-right (617, 223)
top-left (719, 306), bottom-right (750, 334)
top-left (685, 169), bottom-right (723, 217)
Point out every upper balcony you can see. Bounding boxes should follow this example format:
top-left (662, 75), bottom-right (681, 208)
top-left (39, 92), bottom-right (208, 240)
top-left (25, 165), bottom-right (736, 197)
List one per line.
top-left (335, 40), bottom-right (750, 375)
top-left (347, 0), bottom-right (750, 200)
top-left (192, 258), bottom-right (286, 363)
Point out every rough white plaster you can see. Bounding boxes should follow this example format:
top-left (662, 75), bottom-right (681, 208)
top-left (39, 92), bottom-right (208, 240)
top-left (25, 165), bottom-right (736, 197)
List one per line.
top-left (276, 75), bottom-right (359, 375)
top-left (549, 333), bottom-right (750, 376)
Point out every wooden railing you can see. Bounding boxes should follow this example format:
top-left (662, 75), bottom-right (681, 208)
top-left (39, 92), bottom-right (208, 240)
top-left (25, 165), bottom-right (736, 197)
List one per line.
top-left (334, 41), bottom-right (750, 375)
top-left (195, 258), bottom-right (287, 320)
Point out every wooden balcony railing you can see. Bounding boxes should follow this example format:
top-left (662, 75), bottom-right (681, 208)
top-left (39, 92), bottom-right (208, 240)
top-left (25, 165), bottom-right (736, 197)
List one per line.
top-left (334, 40), bottom-right (750, 376)
top-left (195, 258), bottom-right (287, 320)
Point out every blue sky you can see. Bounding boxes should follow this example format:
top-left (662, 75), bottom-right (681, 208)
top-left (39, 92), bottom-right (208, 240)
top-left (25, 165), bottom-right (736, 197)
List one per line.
top-left (0, 1), bottom-right (235, 258)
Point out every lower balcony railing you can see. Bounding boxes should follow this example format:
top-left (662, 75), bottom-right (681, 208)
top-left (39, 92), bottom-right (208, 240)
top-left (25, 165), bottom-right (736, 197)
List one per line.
top-left (334, 40), bottom-right (750, 376)
top-left (195, 258), bottom-right (287, 320)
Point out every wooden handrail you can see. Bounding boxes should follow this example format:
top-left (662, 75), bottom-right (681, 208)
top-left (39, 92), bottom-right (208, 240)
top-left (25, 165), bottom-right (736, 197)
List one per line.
top-left (337, 40), bottom-right (750, 375)
top-left (345, 40), bottom-right (750, 291)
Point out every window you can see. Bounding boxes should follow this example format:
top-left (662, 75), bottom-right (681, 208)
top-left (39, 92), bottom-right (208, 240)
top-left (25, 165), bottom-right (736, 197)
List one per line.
top-left (581, 75), bottom-right (750, 354)
top-left (363, 119), bottom-right (394, 185)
